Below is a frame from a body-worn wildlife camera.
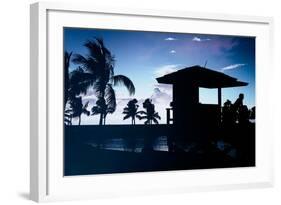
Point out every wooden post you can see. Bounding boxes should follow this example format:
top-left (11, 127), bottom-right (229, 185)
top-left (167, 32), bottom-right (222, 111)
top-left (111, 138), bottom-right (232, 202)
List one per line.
top-left (218, 87), bottom-right (222, 108)
top-left (166, 108), bottom-right (170, 124)
top-left (218, 87), bottom-right (222, 123)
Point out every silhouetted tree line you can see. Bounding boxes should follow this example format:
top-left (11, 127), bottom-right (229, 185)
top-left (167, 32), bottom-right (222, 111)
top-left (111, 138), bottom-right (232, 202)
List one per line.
top-left (64, 38), bottom-right (161, 125)
top-left (64, 38), bottom-right (135, 125)
top-left (122, 99), bottom-right (161, 125)
top-left (64, 38), bottom-right (254, 127)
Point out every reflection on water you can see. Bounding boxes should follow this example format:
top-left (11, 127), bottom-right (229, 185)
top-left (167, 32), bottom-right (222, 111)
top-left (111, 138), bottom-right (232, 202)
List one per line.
top-left (154, 136), bottom-right (169, 151)
top-left (89, 136), bottom-right (169, 152)
top-left (88, 137), bottom-right (237, 158)
top-left (216, 140), bottom-right (237, 158)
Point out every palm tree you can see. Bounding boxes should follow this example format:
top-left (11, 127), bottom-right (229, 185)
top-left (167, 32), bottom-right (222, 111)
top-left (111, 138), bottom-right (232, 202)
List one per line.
top-left (68, 66), bottom-right (93, 97)
top-left (65, 66), bottom-right (92, 125)
top-left (72, 38), bottom-right (135, 125)
top-left (64, 108), bottom-right (72, 125)
top-left (69, 96), bottom-right (90, 125)
top-left (64, 51), bottom-right (72, 108)
top-left (122, 99), bottom-right (142, 125)
top-left (64, 51), bottom-right (73, 125)
top-left (138, 99), bottom-right (161, 125)
top-left (91, 93), bottom-right (116, 125)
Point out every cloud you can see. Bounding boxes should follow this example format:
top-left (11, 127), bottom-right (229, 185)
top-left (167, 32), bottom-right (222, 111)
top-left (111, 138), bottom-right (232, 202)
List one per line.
top-left (154, 83), bottom-right (173, 94)
top-left (149, 87), bottom-right (172, 122)
top-left (165, 37), bottom-right (177, 41)
top-left (169, 50), bottom-right (176, 54)
top-left (154, 64), bottom-right (181, 77)
top-left (151, 88), bottom-right (172, 103)
top-left (192, 37), bottom-right (211, 42)
top-left (221, 63), bottom-right (246, 71)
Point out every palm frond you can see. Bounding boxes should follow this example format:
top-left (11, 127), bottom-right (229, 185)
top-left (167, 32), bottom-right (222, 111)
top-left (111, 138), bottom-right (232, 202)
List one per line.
top-left (144, 120), bottom-right (150, 125)
top-left (122, 111), bottom-right (129, 115)
top-left (105, 84), bottom-right (116, 111)
top-left (123, 114), bottom-right (131, 120)
top-left (135, 114), bottom-right (143, 120)
top-left (81, 101), bottom-right (90, 116)
top-left (91, 106), bottom-right (101, 115)
top-left (69, 68), bottom-right (96, 95)
top-left (64, 51), bottom-right (72, 60)
top-left (64, 118), bottom-right (72, 124)
top-left (152, 118), bottom-right (159, 124)
top-left (92, 81), bottom-right (106, 98)
top-left (83, 110), bottom-right (90, 116)
top-left (112, 75), bottom-right (135, 95)
top-left (72, 53), bottom-right (101, 75)
top-left (123, 107), bottom-right (129, 112)
top-left (106, 107), bottom-right (115, 114)
top-left (153, 112), bottom-right (161, 120)
top-left (64, 113), bottom-right (72, 117)
top-left (64, 109), bottom-right (72, 114)
top-left (86, 39), bottom-right (115, 76)
top-left (64, 51), bottom-right (72, 71)
top-left (137, 111), bottom-right (147, 115)
top-left (95, 38), bottom-right (105, 48)
top-left (94, 38), bottom-right (112, 58)
top-left (137, 115), bottom-right (148, 120)
top-left (106, 63), bottom-right (115, 77)
top-left (72, 54), bottom-right (88, 65)
top-left (83, 101), bottom-right (89, 109)
top-left (84, 40), bottom-right (105, 64)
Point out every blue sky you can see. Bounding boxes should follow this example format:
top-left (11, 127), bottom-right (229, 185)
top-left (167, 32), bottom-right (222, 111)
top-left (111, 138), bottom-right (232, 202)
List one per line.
top-left (64, 27), bottom-right (255, 125)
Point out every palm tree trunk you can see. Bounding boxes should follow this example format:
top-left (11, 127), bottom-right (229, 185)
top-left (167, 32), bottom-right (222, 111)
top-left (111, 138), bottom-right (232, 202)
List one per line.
top-left (64, 52), bottom-right (72, 109)
top-left (78, 116), bottom-right (81, 125)
top-left (99, 113), bottom-right (103, 125)
top-left (99, 89), bottom-right (106, 125)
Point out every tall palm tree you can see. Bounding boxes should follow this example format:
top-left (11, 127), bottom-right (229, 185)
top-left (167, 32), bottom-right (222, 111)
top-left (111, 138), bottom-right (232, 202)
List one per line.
top-left (64, 51), bottom-right (73, 125)
top-left (122, 99), bottom-right (142, 125)
top-left (69, 97), bottom-right (90, 125)
top-left (64, 51), bottom-right (72, 108)
top-left (68, 66), bottom-right (93, 97)
top-left (72, 38), bottom-right (135, 125)
top-left (138, 99), bottom-right (161, 125)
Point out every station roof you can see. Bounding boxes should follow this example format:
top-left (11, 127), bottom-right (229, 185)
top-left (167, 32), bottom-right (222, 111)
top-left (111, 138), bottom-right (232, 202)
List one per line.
top-left (156, 65), bottom-right (248, 88)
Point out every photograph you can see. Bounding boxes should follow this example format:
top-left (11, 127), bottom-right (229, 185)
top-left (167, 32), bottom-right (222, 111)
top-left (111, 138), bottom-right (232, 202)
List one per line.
top-left (63, 27), bottom-right (256, 176)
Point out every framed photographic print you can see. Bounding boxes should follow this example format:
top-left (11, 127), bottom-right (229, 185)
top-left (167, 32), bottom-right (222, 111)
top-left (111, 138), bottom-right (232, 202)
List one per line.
top-left (30, 2), bottom-right (274, 202)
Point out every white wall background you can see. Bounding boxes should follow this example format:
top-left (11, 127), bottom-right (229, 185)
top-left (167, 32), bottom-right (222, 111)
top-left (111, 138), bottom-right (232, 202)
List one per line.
top-left (0, 0), bottom-right (280, 204)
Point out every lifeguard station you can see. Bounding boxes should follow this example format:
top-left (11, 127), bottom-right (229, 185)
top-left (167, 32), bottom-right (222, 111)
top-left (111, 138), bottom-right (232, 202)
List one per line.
top-left (156, 65), bottom-right (248, 141)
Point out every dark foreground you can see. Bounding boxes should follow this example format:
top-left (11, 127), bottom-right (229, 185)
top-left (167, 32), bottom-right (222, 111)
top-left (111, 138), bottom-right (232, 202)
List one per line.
top-left (64, 124), bottom-right (255, 176)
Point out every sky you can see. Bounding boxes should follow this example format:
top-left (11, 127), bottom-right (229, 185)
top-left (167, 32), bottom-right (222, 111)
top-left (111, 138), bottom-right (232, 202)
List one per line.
top-left (64, 27), bottom-right (255, 125)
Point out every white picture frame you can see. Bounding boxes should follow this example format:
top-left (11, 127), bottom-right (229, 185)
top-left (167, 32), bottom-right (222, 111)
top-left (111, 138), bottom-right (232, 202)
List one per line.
top-left (30, 2), bottom-right (274, 202)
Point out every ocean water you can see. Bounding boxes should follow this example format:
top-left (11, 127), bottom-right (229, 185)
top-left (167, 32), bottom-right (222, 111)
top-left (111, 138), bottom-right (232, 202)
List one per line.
top-left (88, 137), bottom-right (237, 158)
top-left (89, 136), bottom-right (169, 152)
